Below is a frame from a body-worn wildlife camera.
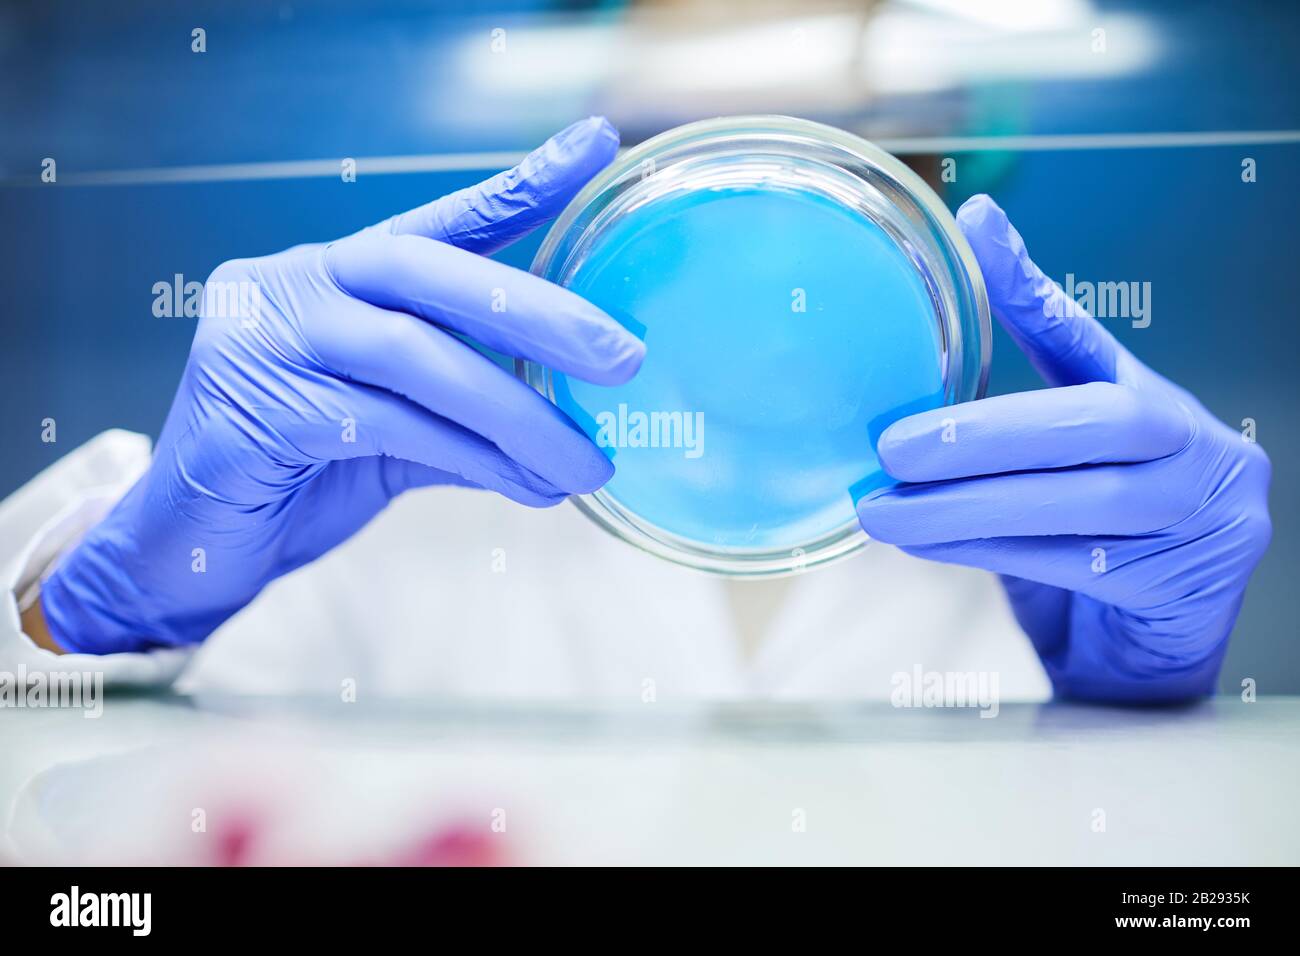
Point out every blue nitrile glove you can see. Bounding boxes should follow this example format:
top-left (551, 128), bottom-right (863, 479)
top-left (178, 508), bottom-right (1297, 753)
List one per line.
top-left (856, 195), bottom-right (1271, 703)
top-left (41, 117), bottom-right (643, 655)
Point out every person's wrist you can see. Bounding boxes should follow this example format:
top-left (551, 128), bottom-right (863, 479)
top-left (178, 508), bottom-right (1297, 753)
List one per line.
top-left (37, 501), bottom-right (184, 655)
top-left (39, 542), bottom-right (139, 655)
top-left (1055, 599), bottom-right (1226, 701)
top-left (20, 591), bottom-right (66, 654)
top-left (40, 486), bottom-right (264, 654)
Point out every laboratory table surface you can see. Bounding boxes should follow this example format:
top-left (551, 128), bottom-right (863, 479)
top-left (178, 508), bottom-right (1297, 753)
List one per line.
top-left (2, 693), bottom-right (1297, 866)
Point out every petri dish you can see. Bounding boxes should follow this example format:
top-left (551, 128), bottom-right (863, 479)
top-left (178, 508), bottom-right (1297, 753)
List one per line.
top-left (519, 115), bottom-right (990, 577)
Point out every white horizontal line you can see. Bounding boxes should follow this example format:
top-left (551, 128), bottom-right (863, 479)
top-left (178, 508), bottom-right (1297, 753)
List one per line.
top-left (875, 129), bottom-right (1300, 154)
top-left (44, 151), bottom-right (530, 186)
top-left (7, 130), bottom-right (1298, 187)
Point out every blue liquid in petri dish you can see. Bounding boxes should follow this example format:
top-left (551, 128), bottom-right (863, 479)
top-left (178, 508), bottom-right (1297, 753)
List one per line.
top-left (552, 184), bottom-right (945, 551)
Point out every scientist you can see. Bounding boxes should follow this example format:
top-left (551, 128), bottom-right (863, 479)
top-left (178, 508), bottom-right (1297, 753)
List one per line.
top-left (2, 118), bottom-right (1271, 703)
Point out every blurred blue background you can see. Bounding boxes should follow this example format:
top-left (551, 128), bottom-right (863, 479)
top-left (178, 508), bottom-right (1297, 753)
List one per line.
top-left (1, 0), bottom-right (1297, 691)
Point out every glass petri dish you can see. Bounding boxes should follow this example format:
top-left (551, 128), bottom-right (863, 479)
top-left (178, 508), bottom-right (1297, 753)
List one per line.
top-left (519, 115), bottom-right (990, 577)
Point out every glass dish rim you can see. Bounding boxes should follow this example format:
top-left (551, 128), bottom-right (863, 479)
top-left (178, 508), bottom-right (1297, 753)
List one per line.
top-left (520, 114), bottom-right (991, 578)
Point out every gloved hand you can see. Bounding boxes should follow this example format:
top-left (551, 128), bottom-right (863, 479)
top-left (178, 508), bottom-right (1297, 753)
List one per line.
top-left (41, 117), bottom-right (644, 655)
top-left (856, 195), bottom-right (1271, 702)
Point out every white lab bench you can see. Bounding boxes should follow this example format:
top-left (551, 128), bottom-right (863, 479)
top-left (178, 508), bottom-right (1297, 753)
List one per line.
top-left (3, 694), bottom-right (1297, 865)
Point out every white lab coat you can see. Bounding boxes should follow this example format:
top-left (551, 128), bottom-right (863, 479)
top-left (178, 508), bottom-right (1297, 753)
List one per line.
top-left (1, 430), bottom-right (1051, 701)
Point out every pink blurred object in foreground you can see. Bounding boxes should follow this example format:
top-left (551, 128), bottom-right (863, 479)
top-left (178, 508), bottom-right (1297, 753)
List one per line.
top-left (212, 815), bottom-right (506, 867)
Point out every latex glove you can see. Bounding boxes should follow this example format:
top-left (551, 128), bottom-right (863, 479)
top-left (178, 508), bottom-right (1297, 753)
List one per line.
top-left (41, 117), bottom-right (643, 655)
top-left (856, 195), bottom-right (1271, 703)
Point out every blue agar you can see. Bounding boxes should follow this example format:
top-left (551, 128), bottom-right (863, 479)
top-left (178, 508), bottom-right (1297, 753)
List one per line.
top-left (552, 184), bottom-right (944, 551)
